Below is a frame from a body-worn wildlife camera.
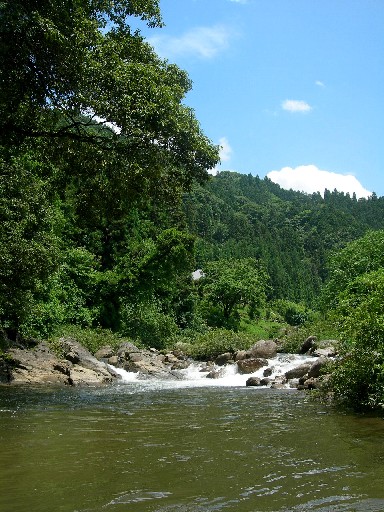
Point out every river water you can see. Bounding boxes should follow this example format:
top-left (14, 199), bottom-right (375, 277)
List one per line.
top-left (1, 359), bottom-right (384, 512)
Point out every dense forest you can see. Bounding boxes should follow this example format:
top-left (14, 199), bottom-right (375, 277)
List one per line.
top-left (185, 172), bottom-right (384, 305)
top-left (1, 0), bottom-right (384, 411)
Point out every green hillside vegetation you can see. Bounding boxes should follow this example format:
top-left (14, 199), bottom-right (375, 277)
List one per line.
top-left (1, 1), bottom-right (384, 411)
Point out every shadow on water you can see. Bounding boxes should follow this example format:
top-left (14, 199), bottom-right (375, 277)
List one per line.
top-left (1, 384), bottom-right (384, 512)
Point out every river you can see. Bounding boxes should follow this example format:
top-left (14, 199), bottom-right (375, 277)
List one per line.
top-left (1, 362), bottom-right (384, 512)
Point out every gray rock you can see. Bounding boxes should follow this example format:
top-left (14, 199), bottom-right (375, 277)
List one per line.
top-left (108, 355), bottom-right (119, 365)
top-left (237, 358), bottom-right (268, 374)
top-left (246, 376), bottom-right (261, 386)
top-left (299, 336), bottom-right (317, 354)
top-left (263, 367), bottom-right (273, 377)
top-left (308, 357), bottom-right (328, 378)
top-left (285, 362), bottom-right (313, 379)
top-left (249, 340), bottom-right (277, 359)
top-left (215, 352), bottom-right (233, 366)
top-left (94, 345), bottom-right (114, 360)
top-left (5, 340), bottom-right (118, 386)
top-left (206, 369), bottom-right (224, 379)
top-left (312, 347), bottom-right (337, 358)
top-left (235, 350), bottom-right (250, 361)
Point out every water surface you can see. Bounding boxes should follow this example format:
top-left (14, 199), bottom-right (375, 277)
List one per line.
top-left (1, 380), bottom-right (384, 512)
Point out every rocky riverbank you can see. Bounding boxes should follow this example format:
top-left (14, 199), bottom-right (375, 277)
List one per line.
top-left (0, 335), bottom-right (338, 389)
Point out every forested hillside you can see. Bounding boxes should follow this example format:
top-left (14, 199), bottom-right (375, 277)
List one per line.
top-left (184, 171), bottom-right (384, 305)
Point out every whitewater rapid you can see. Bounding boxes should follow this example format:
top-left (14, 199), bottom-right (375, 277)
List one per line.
top-left (109, 354), bottom-right (315, 389)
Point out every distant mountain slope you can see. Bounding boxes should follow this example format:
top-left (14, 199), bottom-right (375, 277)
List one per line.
top-left (184, 172), bottom-right (384, 305)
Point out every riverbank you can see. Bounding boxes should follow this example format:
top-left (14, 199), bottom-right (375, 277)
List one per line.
top-left (0, 336), bottom-right (338, 390)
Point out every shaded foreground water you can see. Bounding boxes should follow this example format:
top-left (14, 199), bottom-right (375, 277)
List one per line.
top-left (1, 380), bottom-right (384, 512)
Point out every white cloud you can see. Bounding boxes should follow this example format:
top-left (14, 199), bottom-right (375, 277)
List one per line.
top-left (209, 136), bottom-right (233, 175)
top-left (218, 136), bottom-right (232, 162)
top-left (148, 25), bottom-right (232, 59)
top-left (282, 100), bottom-right (312, 113)
top-left (267, 165), bottom-right (371, 199)
top-left (229, 0), bottom-right (248, 3)
top-left (315, 80), bottom-right (325, 87)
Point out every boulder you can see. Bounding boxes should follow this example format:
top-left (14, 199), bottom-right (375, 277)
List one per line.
top-left (171, 360), bottom-right (189, 370)
top-left (206, 369), bottom-right (225, 379)
top-left (94, 345), bottom-right (115, 360)
top-left (312, 346), bottom-right (337, 358)
top-left (164, 353), bottom-right (179, 364)
top-left (246, 376), bottom-right (261, 386)
top-left (61, 338), bottom-right (113, 379)
top-left (308, 357), bottom-right (328, 378)
top-left (297, 377), bottom-right (321, 390)
top-left (68, 365), bottom-right (114, 386)
top-left (235, 350), bottom-right (249, 361)
top-left (237, 358), bottom-right (268, 374)
top-left (299, 336), bottom-right (317, 354)
top-left (215, 352), bottom-right (233, 366)
top-left (263, 367), bottom-right (273, 377)
top-left (249, 340), bottom-right (277, 359)
top-left (5, 340), bottom-right (118, 386)
top-left (285, 362), bottom-right (313, 380)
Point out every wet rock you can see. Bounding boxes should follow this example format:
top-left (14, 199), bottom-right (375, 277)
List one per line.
top-left (215, 353), bottom-right (233, 366)
top-left (0, 358), bottom-right (12, 383)
top-left (289, 378), bottom-right (300, 388)
top-left (249, 340), bottom-right (277, 359)
top-left (171, 360), bottom-right (189, 370)
top-left (206, 369), bottom-right (224, 379)
top-left (260, 377), bottom-right (271, 386)
top-left (199, 363), bottom-right (214, 372)
top-left (246, 376), bottom-right (261, 386)
top-left (270, 381), bottom-right (286, 389)
top-left (237, 358), bottom-right (268, 374)
top-left (263, 367), bottom-right (273, 377)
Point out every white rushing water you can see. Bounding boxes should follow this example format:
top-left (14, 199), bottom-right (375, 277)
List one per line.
top-left (109, 353), bottom-right (315, 389)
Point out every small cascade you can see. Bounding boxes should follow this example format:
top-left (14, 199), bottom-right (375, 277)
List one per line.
top-left (109, 353), bottom-right (315, 389)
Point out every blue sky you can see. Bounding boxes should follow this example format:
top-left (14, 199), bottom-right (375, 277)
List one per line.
top-left (137, 0), bottom-right (384, 198)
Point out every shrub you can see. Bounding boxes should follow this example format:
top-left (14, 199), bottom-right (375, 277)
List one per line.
top-left (273, 300), bottom-right (312, 326)
top-left (328, 344), bottom-right (384, 411)
top-left (50, 325), bottom-right (130, 355)
top-left (185, 328), bottom-right (257, 360)
top-left (120, 299), bottom-right (178, 350)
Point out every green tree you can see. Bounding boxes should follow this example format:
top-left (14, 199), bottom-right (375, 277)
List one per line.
top-left (0, 149), bottom-right (60, 339)
top-left (321, 231), bottom-right (384, 410)
top-left (198, 258), bottom-right (269, 329)
top-left (0, 0), bottom-right (219, 338)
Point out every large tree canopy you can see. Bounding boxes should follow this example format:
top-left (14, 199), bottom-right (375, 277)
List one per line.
top-left (0, 0), bottom-right (219, 337)
top-left (0, 0), bottom-right (218, 189)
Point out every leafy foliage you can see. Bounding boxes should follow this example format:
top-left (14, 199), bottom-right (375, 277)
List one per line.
top-left (320, 231), bottom-right (384, 411)
top-left (197, 258), bottom-right (269, 329)
top-left (182, 329), bottom-right (257, 360)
